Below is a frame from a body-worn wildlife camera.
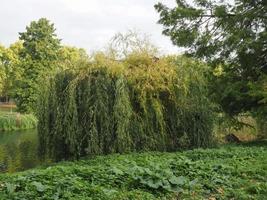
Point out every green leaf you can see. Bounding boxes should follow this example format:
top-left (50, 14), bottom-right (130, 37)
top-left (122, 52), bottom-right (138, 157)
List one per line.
top-left (32, 181), bottom-right (46, 192)
top-left (6, 183), bottom-right (16, 194)
top-left (146, 179), bottom-right (160, 189)
top-left (169, 176), bottom-right (187, 185)
top-left (189, 178), bottom-right (198, 187)
top-left (111, 167), bottom-right (124, 175)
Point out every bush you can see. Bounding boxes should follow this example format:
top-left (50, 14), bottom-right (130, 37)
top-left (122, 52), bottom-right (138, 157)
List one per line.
top-left (38, 53), bottom-right (215, 160)
top-left (0, 112), bottom-right (37, 131)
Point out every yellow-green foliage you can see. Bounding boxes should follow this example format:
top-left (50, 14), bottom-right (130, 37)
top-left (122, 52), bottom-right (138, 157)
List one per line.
top-left (0, 112), bottom-right (37, 131)
top-left (38, 52), bottom-right (214, 160)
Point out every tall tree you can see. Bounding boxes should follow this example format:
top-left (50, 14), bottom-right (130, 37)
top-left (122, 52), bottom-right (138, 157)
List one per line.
top-left (15, 18), bottom-right (61, 113)
top-left (1, 42), bottom-right (24, 101)
top-left (155, 0), bottom-right (267, 115)
top-left (58, 46), bottom-right (88, 71)
top-left (0, 45), bottom-right (6, 97)
top-left (0, 42), bottom-right (23, 101)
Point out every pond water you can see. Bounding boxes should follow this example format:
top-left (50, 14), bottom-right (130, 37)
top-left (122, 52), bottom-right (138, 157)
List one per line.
top-left (0, 129), bottom-right (40, 173)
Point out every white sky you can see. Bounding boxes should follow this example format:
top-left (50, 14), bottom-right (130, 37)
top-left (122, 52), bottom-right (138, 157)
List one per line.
top-left (0, 0), bottom-right (180, 54)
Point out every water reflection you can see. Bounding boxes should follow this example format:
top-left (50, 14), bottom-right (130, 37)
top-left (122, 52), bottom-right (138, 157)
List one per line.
top-left (0, 129), bottom-right (40, 173)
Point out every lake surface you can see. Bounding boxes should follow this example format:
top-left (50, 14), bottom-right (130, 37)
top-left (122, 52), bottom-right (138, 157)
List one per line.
top-left (0, 129), bottom-right (40, 173)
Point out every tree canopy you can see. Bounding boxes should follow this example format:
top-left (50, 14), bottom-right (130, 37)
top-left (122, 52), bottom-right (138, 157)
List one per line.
top-left (0, 42), bottom-right (23, 100)
top-left (155, 0), bottom-right (267, 116)
top-left (38, 51), bottom-right (214, 160)
top-left (15, 18), bottom-right (61, 113)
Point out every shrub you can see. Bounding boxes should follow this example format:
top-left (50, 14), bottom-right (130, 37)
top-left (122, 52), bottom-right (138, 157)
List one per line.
top-left (37, 53), bottom-right (215, 160)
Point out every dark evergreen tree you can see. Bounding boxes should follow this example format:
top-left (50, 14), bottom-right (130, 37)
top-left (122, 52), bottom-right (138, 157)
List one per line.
top-left (155, 0), bottom-right (267, 116)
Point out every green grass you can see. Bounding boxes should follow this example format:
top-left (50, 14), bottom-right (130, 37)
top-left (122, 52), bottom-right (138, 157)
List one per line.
top-left (0, 141), bottom-right (266, 200)
top-left (0, 112), bottom-right (37, 131)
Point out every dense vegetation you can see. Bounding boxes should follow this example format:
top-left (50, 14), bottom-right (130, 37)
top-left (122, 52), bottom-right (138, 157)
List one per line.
top-left (0, 18), bottom-right (87, 114)
top-left (14, 18), bottom-right (61, 113)
top-left (0, 0), bottom-right (266, 198)
top-left (38, 53), bottom-right (214, 160)
top-left (155, 0), bottom-right (266, 113)
top-left (0, 142), bottom-right (266, 200)
top-left (0, 112), bottom-right (37, 131)
top-left (155, 0), bottom-right (267, 135)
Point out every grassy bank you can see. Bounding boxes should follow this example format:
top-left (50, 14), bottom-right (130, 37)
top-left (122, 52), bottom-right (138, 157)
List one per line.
top-left (0, 112), bottom-right (37, 131)
top-left (0, 141), bottom-right (266, 199)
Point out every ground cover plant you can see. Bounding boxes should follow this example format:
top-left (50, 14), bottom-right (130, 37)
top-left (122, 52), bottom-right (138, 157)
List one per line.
top-left (0, 141), bottom-right (266, 200)
top-left (0, 112), bottom-right (37, 131)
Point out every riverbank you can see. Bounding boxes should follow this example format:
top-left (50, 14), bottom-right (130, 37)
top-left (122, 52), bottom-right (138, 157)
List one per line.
top-left (0, 141), bottom-right (266, 199)
top-left (0, 112), bottom-right (37, 131)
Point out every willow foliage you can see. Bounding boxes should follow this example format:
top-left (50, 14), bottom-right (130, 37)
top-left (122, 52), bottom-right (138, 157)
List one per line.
top-left (38, 53), bottom-right (214, 160)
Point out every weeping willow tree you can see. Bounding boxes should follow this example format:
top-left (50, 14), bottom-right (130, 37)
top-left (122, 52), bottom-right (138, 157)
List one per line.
top-left (38, 30), bottom-right (214, 160)
top-left (37, 50), bottom-right (215, 161)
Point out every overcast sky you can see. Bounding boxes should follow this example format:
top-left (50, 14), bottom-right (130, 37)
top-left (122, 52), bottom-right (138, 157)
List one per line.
top-left (0, 0), bottom-right (180, 54)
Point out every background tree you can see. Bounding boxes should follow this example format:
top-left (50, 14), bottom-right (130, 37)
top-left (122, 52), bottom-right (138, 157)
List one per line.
top-left (0, 45), bottom-right (6, 98)
top-left (106, 30), bottom-right (158, 59)
top-left (58, 46), bottom-right (88, 71)
top-left (155, 0), bottom-right (267, 116)
top-left (15, 18), bottom-right (61, 113)
top-left (0, 42), bottom-right (24, 101)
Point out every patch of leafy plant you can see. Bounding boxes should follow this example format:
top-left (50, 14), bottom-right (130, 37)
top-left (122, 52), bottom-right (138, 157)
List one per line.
top-left (0, 141), bottom-right (266, 199)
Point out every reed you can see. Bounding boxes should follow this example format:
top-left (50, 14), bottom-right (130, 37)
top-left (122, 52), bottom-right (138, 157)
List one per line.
top-left (0, 112), bottom-right (37, 131)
